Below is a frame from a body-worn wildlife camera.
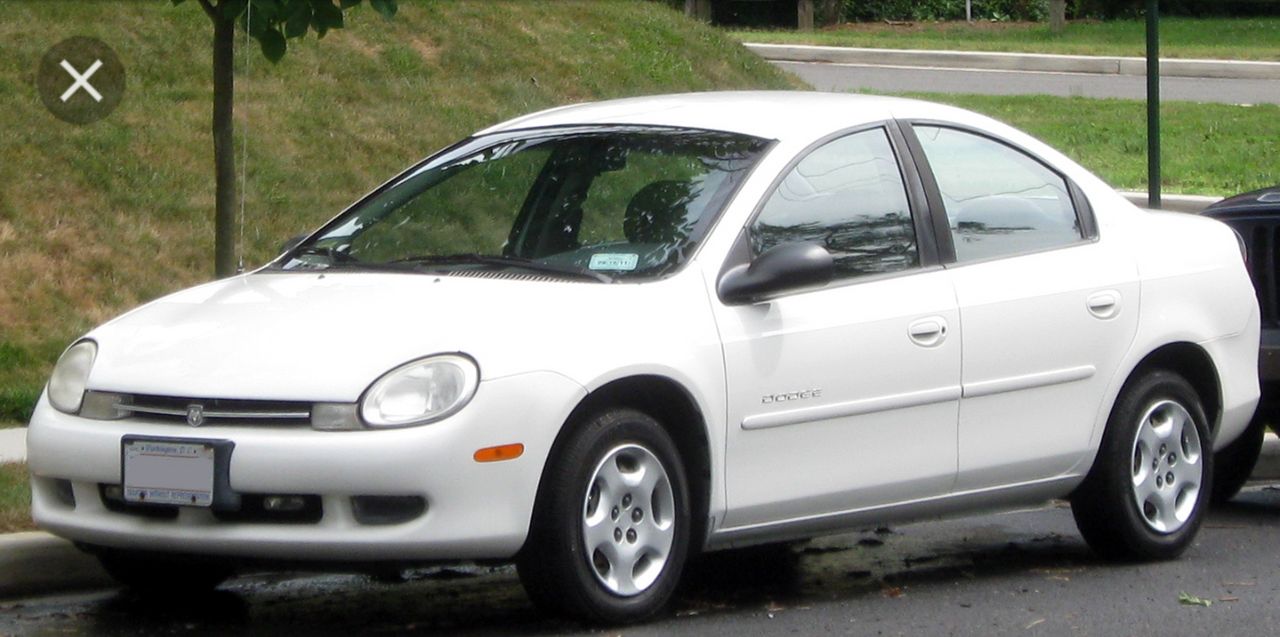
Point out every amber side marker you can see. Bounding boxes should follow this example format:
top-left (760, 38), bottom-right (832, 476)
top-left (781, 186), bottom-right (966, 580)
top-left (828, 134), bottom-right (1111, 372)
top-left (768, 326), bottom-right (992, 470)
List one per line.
top-left (474, 443), bottom-right (524, 463)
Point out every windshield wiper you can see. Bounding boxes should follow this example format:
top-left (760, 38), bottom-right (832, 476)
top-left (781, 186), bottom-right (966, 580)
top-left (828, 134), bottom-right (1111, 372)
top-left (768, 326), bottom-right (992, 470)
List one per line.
top-left (391, 253), bottom-right (614, 283)
top-left (290, 246), bottom-right (414, 272)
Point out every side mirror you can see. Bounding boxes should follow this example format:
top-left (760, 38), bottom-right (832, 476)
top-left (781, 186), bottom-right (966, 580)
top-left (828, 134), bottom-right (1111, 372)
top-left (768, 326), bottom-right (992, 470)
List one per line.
top-left (279, 233), bottom-right (308, 256)
top-left (718, 242), bottom-right (834, 305)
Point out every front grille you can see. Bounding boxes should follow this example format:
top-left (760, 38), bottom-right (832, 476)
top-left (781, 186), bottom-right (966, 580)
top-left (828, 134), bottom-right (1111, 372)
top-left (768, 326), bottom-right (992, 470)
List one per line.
top-left (112, 393), bottom-right (312, 426)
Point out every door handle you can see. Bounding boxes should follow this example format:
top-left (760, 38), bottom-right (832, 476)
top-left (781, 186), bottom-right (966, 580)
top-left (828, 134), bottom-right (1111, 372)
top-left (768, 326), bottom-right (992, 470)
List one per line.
top-left (1087, 290), bottom-right (1121, 319)
top-left (908, 317), bottom-right (948, 347)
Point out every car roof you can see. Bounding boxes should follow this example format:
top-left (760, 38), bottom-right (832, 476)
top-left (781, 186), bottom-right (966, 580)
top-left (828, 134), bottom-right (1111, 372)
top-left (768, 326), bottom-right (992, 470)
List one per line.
top-left (478, 91), bottom-right (985, 141)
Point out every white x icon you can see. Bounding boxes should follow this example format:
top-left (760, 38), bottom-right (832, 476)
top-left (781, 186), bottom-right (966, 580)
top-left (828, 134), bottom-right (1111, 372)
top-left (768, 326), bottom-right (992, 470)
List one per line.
top-left (59, 59), bottom-right (103, 103)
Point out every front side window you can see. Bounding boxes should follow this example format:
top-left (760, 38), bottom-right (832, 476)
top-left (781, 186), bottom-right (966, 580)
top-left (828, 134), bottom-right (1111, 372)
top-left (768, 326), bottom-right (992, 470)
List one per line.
top-left (750, 127), bottom-right (918, 280)
top-left (913, 125), bottom-right (1082, 263)
top-left (282, 127), bottom-right (769, 281)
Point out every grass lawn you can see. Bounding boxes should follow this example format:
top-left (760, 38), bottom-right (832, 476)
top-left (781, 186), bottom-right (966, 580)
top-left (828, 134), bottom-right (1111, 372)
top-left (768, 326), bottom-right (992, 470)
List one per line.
top-left (871, 92), bottom-right (1278, 196)
top-left (0, 0), bottom-right (797, 420)
top-left (0, 463), bottom-right (34, 534)
top-left (733, 18), bottom-right (1280, 61)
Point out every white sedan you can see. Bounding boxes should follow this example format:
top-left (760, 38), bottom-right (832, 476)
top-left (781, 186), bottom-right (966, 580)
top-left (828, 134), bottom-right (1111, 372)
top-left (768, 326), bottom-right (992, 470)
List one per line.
top-left (28, 92), bottom-right (1259, 624)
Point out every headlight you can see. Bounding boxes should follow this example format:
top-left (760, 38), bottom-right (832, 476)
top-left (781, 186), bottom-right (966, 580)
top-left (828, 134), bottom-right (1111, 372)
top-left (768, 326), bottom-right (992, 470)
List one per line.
top-left (360, 354), bottom-right (479, 428)
top-left (48, 340), bottom-right (97, 414)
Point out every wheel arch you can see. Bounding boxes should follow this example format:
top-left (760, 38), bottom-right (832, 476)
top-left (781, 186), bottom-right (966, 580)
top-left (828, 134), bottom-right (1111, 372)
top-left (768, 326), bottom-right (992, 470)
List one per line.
top-left (529, 374), bottom-right (714, 554)
top-left (1126, 342), bottom-right (1223, 436)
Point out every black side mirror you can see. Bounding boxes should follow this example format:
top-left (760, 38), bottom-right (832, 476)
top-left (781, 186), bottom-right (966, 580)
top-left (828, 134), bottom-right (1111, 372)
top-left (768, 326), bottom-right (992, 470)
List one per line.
top-left (718, 242), bottom-right (834, 305)
top-left (279, 233), bottom-right (308, 256)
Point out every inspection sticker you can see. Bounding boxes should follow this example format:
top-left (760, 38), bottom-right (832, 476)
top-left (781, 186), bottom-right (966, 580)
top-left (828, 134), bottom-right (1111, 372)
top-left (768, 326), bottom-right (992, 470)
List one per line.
top-left (589, 253), bottom-right (639, 271)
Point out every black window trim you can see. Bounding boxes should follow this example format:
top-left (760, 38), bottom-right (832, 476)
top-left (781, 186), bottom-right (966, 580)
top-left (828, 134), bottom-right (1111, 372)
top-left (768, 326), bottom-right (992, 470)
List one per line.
top-left (716, 120), bottom-right (943, 303)
top-left (899, 119), bottom-right (1099, 268)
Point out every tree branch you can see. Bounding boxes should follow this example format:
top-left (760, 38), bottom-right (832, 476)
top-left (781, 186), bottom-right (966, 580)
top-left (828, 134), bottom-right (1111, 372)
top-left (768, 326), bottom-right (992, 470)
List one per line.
top-left (196, 0), bottom-right (217, 22)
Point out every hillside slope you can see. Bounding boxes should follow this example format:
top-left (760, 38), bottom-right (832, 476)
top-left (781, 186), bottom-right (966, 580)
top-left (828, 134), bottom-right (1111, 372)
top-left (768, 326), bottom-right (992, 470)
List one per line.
top-left (0, 0), bottom-right (800, 419)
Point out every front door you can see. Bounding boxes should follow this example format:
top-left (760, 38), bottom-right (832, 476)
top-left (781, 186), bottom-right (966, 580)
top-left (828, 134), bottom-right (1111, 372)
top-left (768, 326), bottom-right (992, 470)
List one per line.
top-left (713, 126), bottom-right (962, 529)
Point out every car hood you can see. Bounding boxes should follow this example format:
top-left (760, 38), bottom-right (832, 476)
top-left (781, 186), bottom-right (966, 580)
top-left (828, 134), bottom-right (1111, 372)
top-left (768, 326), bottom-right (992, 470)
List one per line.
top-left (85, 271), bottom-right (619, 401)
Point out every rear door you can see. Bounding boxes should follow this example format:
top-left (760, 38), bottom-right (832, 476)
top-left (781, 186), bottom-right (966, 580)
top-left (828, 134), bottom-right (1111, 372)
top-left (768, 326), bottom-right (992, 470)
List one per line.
top-left (905, 123), bottom-right (1140, 491)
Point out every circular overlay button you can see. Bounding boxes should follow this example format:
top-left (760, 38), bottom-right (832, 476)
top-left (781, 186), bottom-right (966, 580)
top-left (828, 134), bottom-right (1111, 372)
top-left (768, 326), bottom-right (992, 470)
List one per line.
top-left (37, 36), bottom-right (126, 125)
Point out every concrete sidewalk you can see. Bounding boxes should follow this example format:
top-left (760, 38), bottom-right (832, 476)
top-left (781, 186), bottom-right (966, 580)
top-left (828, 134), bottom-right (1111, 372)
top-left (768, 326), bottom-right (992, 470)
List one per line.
top-left (745, 43), bottom-right (1280, 81)
top-left (0, 428), bottom-right (25, 464)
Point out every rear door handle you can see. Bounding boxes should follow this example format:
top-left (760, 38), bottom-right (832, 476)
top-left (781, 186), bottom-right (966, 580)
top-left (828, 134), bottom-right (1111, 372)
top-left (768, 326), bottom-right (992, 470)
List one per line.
top-left (908, 317), bottom-right (948, 347)
top-left (1087, 290), bottom-right (1121, 319)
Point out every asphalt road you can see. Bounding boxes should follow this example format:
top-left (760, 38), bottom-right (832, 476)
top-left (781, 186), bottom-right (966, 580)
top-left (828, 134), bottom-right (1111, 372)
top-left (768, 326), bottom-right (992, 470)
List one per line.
top-left (3, 486), bottom-right (1278, 636)
top-left (776, 60), bottom-right (1280, 105)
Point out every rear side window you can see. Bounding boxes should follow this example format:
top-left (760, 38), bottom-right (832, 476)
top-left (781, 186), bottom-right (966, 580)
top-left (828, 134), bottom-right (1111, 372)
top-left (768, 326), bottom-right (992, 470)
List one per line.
top-left (913, 125), bottom-right (1082, 263)
top-left (750, 127), bottom-right (918, 280)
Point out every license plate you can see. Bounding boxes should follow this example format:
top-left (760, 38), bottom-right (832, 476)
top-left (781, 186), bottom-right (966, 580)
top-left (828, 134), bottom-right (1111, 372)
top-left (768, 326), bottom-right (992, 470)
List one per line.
top-left (123, 440), bottom-right (215, 507)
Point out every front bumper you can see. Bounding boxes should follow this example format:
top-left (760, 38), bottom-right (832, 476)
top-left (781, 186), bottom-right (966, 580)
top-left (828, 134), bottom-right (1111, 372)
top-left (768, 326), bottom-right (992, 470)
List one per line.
top-left (26, 371), bottom-right (585, 562)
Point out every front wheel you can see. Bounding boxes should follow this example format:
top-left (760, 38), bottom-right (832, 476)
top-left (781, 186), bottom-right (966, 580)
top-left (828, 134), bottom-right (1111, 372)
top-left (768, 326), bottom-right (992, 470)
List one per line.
top-left (517, 408), bottom-right (690, 624)
top-left (1071, 370), bottom-right (1212, 561)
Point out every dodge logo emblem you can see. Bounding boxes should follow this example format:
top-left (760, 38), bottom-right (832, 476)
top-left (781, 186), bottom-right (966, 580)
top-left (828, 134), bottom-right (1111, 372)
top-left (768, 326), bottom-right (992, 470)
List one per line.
top-left (186, 404), bottom-right (205, 427)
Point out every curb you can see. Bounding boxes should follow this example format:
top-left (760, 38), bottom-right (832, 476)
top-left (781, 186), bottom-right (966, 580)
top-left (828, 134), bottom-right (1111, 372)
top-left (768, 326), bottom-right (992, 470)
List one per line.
top-left (1119, 192), bottom-right (1219, 213)
top-left (0, 428), bottom-right (26, 464)
top-left (745, 43), bottom-right (1280, 81)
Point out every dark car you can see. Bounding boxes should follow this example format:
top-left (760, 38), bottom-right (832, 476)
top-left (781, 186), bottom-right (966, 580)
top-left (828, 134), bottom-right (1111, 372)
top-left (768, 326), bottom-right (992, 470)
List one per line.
top-left (1202, 185), bottom-right (1280, 502)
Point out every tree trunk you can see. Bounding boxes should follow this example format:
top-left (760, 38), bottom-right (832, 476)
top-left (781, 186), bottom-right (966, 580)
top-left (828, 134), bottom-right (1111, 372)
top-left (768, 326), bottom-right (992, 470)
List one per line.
top-left (798, 0), bottom-right (814, 31)
top-left (212, 13), bottom-right (236, 278)
top-left (684, 0), bottom-right (711, 22)
top-left (1049, 0), bottom-right (1066, 33)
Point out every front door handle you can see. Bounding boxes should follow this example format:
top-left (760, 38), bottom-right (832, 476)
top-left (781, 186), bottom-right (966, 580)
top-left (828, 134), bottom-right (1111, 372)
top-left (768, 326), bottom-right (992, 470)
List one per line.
top-left (1087, 290), bottom-right (1121, 319)
top-left (908, 317), bottom-right (948, 348)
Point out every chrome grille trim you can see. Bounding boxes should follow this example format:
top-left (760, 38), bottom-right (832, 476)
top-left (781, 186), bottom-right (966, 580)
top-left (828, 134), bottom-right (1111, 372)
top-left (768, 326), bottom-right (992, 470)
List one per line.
top-left (113, 403), bottom-right (310, 420)
top-left (91, 392), bottom-right (314, 425)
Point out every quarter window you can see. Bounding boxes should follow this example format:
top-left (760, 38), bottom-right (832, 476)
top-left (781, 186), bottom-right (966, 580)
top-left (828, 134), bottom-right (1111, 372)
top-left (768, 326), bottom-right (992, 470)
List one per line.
top-left (751, 128), bottom-right (918, 280)
top-left (913, 125), bottom-right (1082, 262)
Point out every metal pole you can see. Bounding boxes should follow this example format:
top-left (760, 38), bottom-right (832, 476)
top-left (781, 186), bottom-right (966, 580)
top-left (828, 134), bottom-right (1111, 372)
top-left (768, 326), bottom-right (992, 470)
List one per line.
top-left (966, 0), bottom-right (972, 22)
top-left (1146, 0), bottom-right (1161, 209)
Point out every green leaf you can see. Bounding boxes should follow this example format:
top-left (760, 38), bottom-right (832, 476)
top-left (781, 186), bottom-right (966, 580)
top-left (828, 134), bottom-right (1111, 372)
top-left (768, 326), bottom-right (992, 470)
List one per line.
top-left (240, 4), bottom-right (269, 38)
top-left (171, 0), bottom-right (186, 5)
top-left (219, 0), bottom-right (248, 20)
top-left (370, 0), bottom-right (396, 19)
top-left (248, 0), bottom-right (284, 23)
top-left (1178, 592), bottom-right (1213, 607)
top-left (309, 0), bottom-right (344, 37)
top-left (283, 0), bottom-right (312, 38)
top-left (338, 0), bottom-right (360, 8)
top-left (256, 27), bottom-right (287, 62)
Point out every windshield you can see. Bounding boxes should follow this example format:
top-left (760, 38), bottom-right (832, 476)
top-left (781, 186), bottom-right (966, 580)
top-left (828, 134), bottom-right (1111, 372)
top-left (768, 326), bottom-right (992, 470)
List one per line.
top-left (279, 126), bottom-right (770, 281)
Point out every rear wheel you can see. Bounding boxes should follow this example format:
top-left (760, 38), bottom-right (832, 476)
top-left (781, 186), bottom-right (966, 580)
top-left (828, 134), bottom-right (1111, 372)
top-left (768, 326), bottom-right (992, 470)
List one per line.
top-left (1210, 412), bottom-right (1266, 504)
top-left (1071, 370), bottom-right (1212, 560)
top-left (517, 408), bottom-right (690, 624)
top-left (94, 547), bottom-right (235, 595)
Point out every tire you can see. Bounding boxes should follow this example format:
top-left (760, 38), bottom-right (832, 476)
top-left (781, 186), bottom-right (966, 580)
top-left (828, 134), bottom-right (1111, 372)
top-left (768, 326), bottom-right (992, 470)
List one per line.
top-left (1070, 370), bottom-right (1212, 561)
top-left (517, 408), bottom-right (691, 624)
top-left (1210, 411), bottom-right (1266, 505)
top-left (94, 547), bottom-right (235, 595)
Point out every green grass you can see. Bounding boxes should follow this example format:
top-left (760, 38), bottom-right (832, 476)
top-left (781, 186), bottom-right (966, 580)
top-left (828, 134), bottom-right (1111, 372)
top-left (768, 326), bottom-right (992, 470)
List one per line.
top-left (0, 0), bottom-right (797, 415)
top-left (875, 92), bottom-right (1278, 195)
top-left (733, 17), bottom-right (1280, 60)
top-left (0, 463), bottom-right (33, 533)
